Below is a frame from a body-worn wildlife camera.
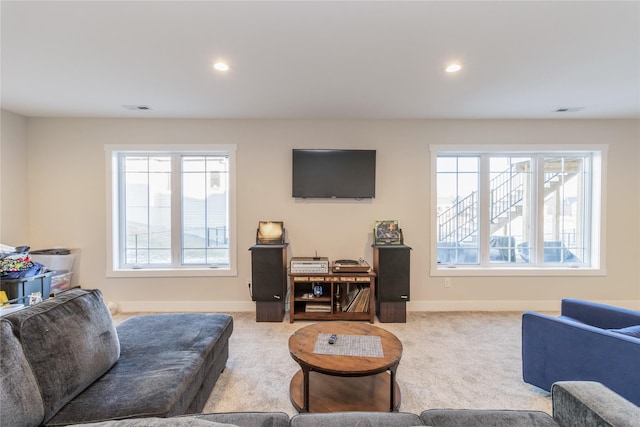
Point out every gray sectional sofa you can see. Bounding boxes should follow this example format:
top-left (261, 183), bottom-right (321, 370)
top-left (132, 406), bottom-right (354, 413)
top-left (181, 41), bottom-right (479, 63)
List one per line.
top-left (2, 288), bottom-right (639, 426)
top-left (61, 381), bottom-right (640, 426)
top-left (1, 288), bottom-right (233, 426)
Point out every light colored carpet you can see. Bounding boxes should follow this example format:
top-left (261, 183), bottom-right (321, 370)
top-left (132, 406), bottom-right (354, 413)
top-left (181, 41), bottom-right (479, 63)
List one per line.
top-left (115, 311), bottom-right (553, 416)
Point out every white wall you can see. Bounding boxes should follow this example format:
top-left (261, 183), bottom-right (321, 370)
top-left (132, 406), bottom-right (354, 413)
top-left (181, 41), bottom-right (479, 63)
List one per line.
top-left (12, 117), bottom-right (640, 311)
top-left (0, 110), bottom-right (30, 246)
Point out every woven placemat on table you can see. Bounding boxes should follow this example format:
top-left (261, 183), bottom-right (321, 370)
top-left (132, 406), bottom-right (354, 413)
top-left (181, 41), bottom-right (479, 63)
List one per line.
top-left (313, 333), bottom-right (383, 357)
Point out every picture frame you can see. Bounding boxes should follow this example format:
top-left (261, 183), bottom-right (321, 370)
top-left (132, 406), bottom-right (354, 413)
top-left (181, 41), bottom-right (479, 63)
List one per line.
top-left (256, 221), bottom-right (285, 244)
top-left (374, 220), bottom-right (403, 245)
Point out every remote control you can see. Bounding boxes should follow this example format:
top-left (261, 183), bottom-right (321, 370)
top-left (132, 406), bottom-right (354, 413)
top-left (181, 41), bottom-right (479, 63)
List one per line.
top-left (328, 334), bottom-right (337, 344)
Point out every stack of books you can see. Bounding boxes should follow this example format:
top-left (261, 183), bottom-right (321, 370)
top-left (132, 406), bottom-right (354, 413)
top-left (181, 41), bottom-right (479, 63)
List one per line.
top-left (305, 303), bottom-right (331, 313)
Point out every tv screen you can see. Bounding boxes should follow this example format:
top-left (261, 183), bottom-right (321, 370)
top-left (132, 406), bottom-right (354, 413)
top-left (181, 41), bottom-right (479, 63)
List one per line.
top-left (292, 149), bottom-right (376, 199)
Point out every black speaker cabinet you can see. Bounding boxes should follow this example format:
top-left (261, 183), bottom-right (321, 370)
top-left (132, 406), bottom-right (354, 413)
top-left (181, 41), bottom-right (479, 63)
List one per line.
top-left (373, 244), bottom-right (411, 323)
top-left (249, 244), bottom-right (288, 322)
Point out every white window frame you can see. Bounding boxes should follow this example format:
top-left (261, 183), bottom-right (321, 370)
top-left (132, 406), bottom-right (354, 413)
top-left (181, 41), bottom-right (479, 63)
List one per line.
top-left (430, 144), bottom-right (607, 277)
top-left (105, 144), bottom-right (237, 278)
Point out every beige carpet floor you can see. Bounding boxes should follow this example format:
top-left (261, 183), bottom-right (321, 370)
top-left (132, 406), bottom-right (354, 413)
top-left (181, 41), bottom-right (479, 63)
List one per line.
top-left (117, 310), bottom-right (553, 416)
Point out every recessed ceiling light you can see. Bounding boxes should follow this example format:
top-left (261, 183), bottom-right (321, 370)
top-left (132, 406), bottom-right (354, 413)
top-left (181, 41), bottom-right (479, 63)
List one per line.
top-left (213, 62), bottom-right (229, 72)
top-left (445, 63), bottom-right (462, 73)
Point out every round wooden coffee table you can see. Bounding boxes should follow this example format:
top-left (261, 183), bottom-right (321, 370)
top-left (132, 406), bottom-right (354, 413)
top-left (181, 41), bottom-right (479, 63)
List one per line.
top-left (288, 321), bottom-right (403, 413)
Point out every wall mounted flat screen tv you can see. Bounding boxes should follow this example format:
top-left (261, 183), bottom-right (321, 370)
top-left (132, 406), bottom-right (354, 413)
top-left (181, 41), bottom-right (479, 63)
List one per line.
top-left (292, 149), bottom-right (376, 199)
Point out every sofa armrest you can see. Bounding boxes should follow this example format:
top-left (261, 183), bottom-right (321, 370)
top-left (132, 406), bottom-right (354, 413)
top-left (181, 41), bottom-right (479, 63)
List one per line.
top-left (522, 311), bottom-right (640, 405)
top-left (420, 409), bottom-right (557, 427)
top-left (552, 381), bottom-right (640, 427)
top-left (561, 299), bottom-right (640, 329)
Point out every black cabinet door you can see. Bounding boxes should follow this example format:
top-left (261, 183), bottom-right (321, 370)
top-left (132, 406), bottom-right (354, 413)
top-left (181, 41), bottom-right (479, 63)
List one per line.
top-left (375, 246), bottom-right (410, 302)
top-left (250, 245), bottom-right (287, 301)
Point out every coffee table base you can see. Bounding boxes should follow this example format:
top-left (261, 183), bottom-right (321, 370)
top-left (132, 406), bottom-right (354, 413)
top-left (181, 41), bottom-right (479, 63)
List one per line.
top-left (289, 370), bottom-right (401, 413)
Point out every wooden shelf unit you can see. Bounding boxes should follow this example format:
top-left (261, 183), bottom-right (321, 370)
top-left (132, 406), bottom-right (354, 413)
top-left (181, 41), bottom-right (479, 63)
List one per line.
top-left (288, 272), bottom-right (376, 323)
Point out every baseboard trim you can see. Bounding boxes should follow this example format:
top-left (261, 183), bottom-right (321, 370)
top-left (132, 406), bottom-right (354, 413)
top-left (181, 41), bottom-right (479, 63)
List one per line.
top-left (116, 300), bottom-right (256, 313)
top-left (114, 299), bottom-right (640, 314)
top-left (407, 299), bottom-right (640, 312)
top-left (407, 300), bottom-right (560, 312)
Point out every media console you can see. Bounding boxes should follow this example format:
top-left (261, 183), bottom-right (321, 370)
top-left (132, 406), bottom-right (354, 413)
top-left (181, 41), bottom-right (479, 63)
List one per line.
top-left (288, 271), bottom-right (376, 323)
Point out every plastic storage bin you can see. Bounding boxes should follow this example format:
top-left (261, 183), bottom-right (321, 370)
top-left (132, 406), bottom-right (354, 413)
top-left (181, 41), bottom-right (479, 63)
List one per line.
top-left (50, 272), bottom-right (73, 294)
top-left (0, 271), bottom-right (53, 304)
top-left (31, 249), bottom-right (76, 292)
top-left (30, 252), bottom-right (75, 274)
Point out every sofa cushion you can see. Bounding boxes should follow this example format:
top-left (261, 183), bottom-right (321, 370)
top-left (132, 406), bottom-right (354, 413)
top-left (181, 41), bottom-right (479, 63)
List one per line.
top-left (66, 412), bottom-right (290, 427)
top-left (609, 325), bottom-right (640, 338)
top-left (420, 409), bottom-right (558, 427)
top-left (2, 288), bottom-right (120, 423)
top-left (195, 411), bottom-right (290, 427)
top-left (290, 411), bottom-right (424, 427)
top-left (0, 320), bottom-right (45, 427)
top-left (68, 417), bottom-right (237, 426)
top-left (47, 313), bottom-right (233, 425)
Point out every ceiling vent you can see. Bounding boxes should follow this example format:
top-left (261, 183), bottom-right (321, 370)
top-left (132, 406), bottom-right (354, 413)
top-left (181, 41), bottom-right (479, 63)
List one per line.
top-left (122, 105), bottom-right (151, 111)
top-left (555, 107), bottom-right (584, 113)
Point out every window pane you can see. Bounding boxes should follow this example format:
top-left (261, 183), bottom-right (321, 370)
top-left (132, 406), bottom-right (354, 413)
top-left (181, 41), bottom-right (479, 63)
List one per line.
top-left (458, 157), bottom-right (479, 172)
top-left (432, 147), bottom-right (599, 270)
top-left (112, 146), bottom-right (235, 273)
top-left (206, 248), bottom-right (230, 264)
top-left (542, 156), bottom-right (585, 263)
top-left (182, 155), bottom-right (229, 266)
top-left (437, 156), bottom-right (479, 265)
top-left (183, 156), bottom-right (206, 172)
top-left (124, 156), bottom-right (149, 172)
top-left (489, 157), bottom-right (531, 263)
top-left (437, 157), bottom-right (457, 173)
top-left (183, 249), bottom-right (206, 264)
top-left (123, 156), bottom-right (172, 265)
top-left (149, 249), bottom-right (171, 263)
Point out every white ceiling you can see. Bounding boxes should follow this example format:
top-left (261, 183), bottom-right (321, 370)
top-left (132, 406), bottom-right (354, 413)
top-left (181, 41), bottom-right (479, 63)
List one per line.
top-left (2, 1), bottom-right (639, 119)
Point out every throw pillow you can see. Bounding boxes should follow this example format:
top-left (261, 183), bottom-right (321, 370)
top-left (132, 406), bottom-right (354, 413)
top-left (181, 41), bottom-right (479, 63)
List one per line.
top-left (609, 325), bottom-right (640, 338)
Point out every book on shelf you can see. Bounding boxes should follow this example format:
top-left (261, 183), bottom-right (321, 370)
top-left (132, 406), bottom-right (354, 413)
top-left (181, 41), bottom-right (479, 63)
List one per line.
top-left (305, 303), bottom-right (331, 313)
top-left (343, 286), bottom-right (370, 313)
top-left (354, 287), bottom-right (370, 312)
top-left (343, 284), bottom-right (360, 311)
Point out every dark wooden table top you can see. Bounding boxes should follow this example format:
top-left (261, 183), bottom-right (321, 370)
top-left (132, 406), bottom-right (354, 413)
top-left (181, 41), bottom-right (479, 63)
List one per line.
top-left (288, 321), bottom-right (403, 376)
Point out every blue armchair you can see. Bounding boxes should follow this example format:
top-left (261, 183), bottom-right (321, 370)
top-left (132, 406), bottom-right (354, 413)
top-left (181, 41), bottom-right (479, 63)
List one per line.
top-left (522, 299), bottom-right (640, 406)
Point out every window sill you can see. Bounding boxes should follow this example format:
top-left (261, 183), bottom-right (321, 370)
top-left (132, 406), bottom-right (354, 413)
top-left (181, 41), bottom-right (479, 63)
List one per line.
top-left (431, 266), bottom-right (605, 277)
top-left (107, 268), bottom-right (237, 278)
